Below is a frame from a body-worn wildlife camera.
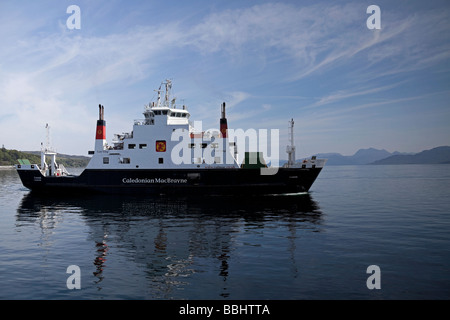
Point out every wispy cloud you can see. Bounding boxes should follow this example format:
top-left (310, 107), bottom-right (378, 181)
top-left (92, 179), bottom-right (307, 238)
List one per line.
top-left (0, 1), bottom-right (449, 155)
top-left (305, 81), bottom-right (408, 109)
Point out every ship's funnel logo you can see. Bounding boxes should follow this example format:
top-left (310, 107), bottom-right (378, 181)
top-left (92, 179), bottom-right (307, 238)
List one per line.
top-left (95, 126), bottom-right (105, 140)
top-left (220, 126), bottom-right (227, 138)
top-left (156, 140), bottom-right (166, 152)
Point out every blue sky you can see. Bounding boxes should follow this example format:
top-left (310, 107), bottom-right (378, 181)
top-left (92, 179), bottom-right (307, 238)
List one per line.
top-left (0, 0), bottom-right (449, 158)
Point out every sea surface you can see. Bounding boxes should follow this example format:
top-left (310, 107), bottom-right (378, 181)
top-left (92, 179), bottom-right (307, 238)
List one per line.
top-left (0, 164), bottom-right (449, 300)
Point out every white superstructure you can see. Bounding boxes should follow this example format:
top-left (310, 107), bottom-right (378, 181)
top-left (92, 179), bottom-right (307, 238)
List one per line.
top-left (86, 80), bottom-right (240, 170)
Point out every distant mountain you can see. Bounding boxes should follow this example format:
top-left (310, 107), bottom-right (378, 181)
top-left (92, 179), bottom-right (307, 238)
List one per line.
top-left (313, 152), bottom-right (352, 165)
top-left (316, 148), bottom-right (397, 165)
top-left (352, 148), bottom-right (392, 164)
top-left (371, 146), bottom-right (450, 165)
top-left (261, 146), bottom-right (450, 166)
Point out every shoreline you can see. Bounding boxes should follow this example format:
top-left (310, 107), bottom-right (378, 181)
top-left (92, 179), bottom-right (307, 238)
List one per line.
top-left (0, 166), bottom-right (15, 170)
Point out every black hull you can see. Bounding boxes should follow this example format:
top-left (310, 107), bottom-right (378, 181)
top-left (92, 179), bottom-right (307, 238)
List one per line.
top-left (16, 167), bottom-right (323, 196)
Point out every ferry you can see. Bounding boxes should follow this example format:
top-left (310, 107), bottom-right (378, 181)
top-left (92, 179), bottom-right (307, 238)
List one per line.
top-left (16, 80), bottom-right (326, 195)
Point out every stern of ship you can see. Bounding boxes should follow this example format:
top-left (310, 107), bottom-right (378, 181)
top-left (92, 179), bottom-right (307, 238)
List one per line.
top-left (15, 163), bottom-right (45, 191)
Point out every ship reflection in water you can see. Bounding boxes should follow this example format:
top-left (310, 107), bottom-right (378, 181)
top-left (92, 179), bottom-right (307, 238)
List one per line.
top-left (16, 193), bottom-right (323, 299)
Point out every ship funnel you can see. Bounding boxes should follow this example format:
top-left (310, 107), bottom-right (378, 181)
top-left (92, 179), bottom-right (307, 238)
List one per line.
top-left (95, 104), bottom-right (106, 151)
top-left (220, 102), bottom-right (228, 138)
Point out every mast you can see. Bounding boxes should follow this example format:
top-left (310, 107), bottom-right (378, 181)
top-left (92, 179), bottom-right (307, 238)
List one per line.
top-left (286, 118), bottom-right (296, 166)
top-left (155, 85), bottom-right (162, 107)
top-left (41, 123), bottom-right (57, 176)
top-left (43, 123), bottom-right (53, 153)
top-left (164, 79), bottom-right (172, 107)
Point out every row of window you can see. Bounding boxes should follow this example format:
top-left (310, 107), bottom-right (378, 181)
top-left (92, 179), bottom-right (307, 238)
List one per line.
top-left (125, 142), bottom-right (220, 149)
top-left (103, 157), bottom-right (164, 164)
top-left (128, 144), bottom-right (148, 149)
top-left (150, 110), bottom-right (188, 117)
top-left (102, 156), bottom-right (223, 165)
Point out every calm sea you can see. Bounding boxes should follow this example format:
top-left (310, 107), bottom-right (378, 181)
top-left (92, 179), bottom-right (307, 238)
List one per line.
top-left (0, 164), bottom-right (449, 300)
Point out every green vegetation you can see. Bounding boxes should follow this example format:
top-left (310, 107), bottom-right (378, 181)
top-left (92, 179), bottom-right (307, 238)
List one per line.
top-left (0, 147), bottom-right (90, 167)
top-left (241, 152), bottom-right (267, 169)
top-left (0, 148), bottom-right (40, 166)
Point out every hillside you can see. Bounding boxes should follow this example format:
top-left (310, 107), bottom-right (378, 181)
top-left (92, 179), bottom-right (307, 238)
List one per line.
top-left (0, 148), bottom-right (90, 167)
top-left (284, 146), bottom-right (449, 166)
top-left (371, 146), bottom-right (450, 165)
top-left (316, 148), bottom-right (397, 165)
